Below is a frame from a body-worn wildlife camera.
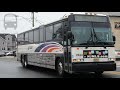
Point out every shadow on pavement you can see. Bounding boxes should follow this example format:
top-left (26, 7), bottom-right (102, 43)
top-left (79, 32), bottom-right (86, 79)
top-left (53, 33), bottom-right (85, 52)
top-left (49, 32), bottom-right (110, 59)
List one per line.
top-left (18, 65), bottom-right (112, 78)
top-left (18, 65), bottom-right (59, 78)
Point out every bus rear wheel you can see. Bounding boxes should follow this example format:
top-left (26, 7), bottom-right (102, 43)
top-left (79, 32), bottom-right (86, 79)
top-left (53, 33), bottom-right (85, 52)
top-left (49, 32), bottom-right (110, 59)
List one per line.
top-left (21, 55), bottom-right (28, 68)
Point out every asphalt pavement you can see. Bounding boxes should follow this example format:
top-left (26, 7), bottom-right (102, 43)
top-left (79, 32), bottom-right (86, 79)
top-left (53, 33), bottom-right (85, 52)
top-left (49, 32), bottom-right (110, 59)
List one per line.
top-left (0, 56), bottom-right (120, 78)
top-left (0, 56), bottom-right (58, 78)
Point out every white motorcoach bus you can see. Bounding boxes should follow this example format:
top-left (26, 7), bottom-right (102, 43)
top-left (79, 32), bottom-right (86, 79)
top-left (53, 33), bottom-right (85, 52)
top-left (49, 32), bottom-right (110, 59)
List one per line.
top-left (17, 13), bottom-right (116, 76)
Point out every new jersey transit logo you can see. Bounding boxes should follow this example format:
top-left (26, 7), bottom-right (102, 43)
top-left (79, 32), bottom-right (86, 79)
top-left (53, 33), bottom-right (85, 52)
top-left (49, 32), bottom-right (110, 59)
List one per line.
top-left (35, 43), bottom-right (63, 53)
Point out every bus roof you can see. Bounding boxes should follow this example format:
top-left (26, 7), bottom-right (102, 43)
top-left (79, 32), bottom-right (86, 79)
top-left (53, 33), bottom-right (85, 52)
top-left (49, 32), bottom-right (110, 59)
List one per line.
top-left (18, 13), bottom-right (108, 35)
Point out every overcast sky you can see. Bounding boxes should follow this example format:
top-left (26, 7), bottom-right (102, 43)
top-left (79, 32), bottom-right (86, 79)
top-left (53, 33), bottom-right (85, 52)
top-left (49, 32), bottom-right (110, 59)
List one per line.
top-left (0, 12), bottom-right (83, 34)
top-left (0, 12), bottom-right (119, 35)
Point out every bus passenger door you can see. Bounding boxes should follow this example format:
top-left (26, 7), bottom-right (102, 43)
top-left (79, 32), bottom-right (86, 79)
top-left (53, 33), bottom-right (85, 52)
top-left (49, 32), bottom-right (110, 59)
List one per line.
top-left (64, 39), bottom-right (71, 73)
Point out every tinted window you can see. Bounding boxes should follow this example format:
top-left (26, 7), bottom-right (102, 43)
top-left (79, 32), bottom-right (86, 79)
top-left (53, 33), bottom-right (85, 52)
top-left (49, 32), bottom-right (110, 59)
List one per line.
top-left (29, 31), bottom-right (33, 43)
top-left (93, 22), bottom-right (110, 28)
top-left (116, 50), bottom-right (120, 52)
top-left (18, 34), bottom-right (24, 41)
top-left (34, 29), bottom-right (39, 43)
top-left (75, 15), bottom-right (108, 22)
top-left (25, 32), bottom-right (29, 42)
top-left (71, 22), bottom-right (92, 27)
top-left (40, 27), bottom-right (44, 42)
top-left (54, 23), bottom-right (62, 33)
top-left (46, 25), bottom-right (53, 41)
top-left (71, 22), bottom-right (92, 45)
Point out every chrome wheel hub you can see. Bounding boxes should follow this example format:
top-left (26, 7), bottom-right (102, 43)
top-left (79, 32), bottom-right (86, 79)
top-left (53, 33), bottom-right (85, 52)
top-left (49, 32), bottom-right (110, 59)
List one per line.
top-left (58, 62), bottom-right (63, 74)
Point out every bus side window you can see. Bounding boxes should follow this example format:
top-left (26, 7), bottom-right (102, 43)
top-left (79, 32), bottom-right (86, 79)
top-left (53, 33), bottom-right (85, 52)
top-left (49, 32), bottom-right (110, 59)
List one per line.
top-left (46, 25), bottom-right (53, 41)
top-left (53, 27), bottom-right (63, 40)
top-left (54, 23), bottom-right (62, 34)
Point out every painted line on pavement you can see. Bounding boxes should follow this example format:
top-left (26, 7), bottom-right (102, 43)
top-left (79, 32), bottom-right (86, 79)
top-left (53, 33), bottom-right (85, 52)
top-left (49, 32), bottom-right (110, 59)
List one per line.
top-left (117, 65), bottom-right (120, 67)
top-left (105, 71), bottom-right (120, 75)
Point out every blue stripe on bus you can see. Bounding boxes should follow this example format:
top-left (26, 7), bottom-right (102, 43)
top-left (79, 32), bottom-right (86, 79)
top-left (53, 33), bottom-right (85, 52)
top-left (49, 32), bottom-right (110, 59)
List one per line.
top-left (35, 43), bottom-right (59, 52)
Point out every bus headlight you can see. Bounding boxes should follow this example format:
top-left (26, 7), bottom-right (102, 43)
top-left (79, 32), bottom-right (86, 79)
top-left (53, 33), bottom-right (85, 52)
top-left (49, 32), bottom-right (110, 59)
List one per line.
top-left (72, 59), bottom-right (81, 62)
top-left (72, 59), bottom-right (84, 62)
top-left (109, 58), bottom-right (115, 61)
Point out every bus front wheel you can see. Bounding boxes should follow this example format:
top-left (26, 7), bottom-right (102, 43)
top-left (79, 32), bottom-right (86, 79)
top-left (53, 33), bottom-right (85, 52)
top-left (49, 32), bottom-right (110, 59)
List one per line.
top-left (57, 59), bottom-right (64, 77)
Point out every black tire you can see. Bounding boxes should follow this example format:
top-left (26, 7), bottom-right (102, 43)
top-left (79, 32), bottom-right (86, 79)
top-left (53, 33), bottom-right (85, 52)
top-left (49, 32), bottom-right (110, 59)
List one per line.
top-left (21, 55), bottom-right (25, 67)
top-left (21, 55), bottom-right (29, 68)
top-left (56, 59), bottom-right (65, 77)
top-left (95, 71), bottom-right (104, 75)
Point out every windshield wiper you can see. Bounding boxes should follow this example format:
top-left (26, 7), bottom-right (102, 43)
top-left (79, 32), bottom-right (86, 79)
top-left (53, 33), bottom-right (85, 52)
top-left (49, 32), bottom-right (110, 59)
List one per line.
top-left (78, 28), bottom-right (95, 48)
top-left (85, 28), bottom-right (94, 48)
top-left (92, 28), bottom-right (108, 48)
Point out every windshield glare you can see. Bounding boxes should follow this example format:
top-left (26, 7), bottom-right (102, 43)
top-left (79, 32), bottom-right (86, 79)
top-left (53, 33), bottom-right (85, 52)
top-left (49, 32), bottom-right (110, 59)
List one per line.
top-left (71, 22), bottom-right (113, 46)
top-left (94, 27), bottom-right (113, 42)
top-left (71, 27), bottom-right (91, 45)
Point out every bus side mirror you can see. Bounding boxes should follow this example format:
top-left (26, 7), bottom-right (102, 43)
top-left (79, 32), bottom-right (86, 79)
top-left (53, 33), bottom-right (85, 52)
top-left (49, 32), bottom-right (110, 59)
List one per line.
top-left (113, 36), bottom-right (116, 44)
top-left (67, 31), bottom-right (73, 39)
top-left (52, 33), bottom-right (57, 39)
top-left (67, 31), bottom-right (75, 44)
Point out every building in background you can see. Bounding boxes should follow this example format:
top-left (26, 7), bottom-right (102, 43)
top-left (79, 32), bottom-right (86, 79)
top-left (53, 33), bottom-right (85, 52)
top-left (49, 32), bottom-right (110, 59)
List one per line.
top-left (0, 34), bottom-right (16, 52)
top-left (109, 16), bottom-right (120, 50)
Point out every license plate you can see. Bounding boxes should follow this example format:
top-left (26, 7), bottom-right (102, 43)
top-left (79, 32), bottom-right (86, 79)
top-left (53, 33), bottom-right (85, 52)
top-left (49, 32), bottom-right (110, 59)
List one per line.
top-left (93, 58), bottom-right (99, 62)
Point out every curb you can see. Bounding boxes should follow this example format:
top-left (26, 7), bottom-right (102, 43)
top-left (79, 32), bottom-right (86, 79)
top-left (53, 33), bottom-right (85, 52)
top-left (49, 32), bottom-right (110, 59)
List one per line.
top-left (0, 56), bottom-right (16, 59)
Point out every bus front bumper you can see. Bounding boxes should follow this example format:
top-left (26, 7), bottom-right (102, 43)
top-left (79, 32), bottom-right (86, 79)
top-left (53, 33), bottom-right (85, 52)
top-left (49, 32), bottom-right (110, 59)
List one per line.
top-left (72, 61), bottom-right (116, 73)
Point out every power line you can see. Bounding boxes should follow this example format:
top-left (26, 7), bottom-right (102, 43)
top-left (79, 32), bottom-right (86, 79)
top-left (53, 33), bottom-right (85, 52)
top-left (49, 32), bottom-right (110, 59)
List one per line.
top-left (3, 14), bottom-right (44, 25)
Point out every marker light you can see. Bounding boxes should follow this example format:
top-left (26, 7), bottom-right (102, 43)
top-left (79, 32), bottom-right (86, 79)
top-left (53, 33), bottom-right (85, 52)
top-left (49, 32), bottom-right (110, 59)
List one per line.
top-left (96, 51), bottom-right (99, 54)
top-left (89, 51), bottom-right (91, 55)
top-left (91, 50), bottom-right (94, 54)
top-left (109, 58), bottom-right (115, 61)
top-left (105, 50), bottom-right (108, 54)
top-left (99, 52), bottom-right (101, 55)
top-left (103, 51), bottom-right (105, 55)
top-left (84, 52), bottom-right (87, 55)
top-left (101, 51), bottom-right (104, 55)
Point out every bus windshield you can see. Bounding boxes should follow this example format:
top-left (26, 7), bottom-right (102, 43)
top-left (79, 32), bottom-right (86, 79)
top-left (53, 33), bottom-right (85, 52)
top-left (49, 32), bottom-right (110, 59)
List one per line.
top-left (71, 22), bottom-right (114, 46)
top-left (71, 22), bottom-right (93, 45)
top-left (93, 22), bottom-right (113, 42)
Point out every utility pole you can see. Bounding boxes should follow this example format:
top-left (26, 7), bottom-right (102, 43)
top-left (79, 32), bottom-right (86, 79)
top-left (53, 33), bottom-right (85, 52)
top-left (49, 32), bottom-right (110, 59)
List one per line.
top-left (32, 12), bottom-right (34, 27)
